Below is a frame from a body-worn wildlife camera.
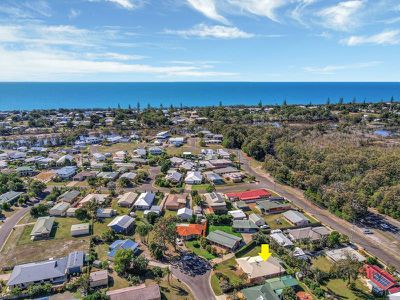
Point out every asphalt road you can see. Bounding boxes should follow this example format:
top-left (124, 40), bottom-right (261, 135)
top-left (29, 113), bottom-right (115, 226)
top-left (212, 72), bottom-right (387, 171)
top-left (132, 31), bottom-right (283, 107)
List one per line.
top-left (220, 150), bottom-right (400, 270)
top-left (0, 206), bottom-right (30, 252)
top-left (171, 267), bottom-right (215, 300)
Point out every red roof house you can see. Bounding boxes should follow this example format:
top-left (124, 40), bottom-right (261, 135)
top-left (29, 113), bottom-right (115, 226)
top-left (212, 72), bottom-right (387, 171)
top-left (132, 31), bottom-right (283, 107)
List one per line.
top-left (364, 264), bottom-right (399, 294)
top-left (176, 223), bottom-right (206, 240)
top-left (226, 189), bottom-right (271, 202)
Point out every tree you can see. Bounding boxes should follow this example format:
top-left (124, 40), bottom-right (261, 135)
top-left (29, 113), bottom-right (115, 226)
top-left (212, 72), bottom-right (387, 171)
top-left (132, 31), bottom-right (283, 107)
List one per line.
top-left (114, 249), bottom-right (134, 275)
top-left (28, 180), bottom-right (46, 197)
top-left (118, 177), bottom-right (132, 188)
top-left (160, 160), bottom-right (171, 174)
top-left (333, 256), bottom-right (362, 285)
top-left (153, 216), bottom-right (179, 253)
top-left (281, 286), bottom-right (296, 300)
top-left (75, 207), bottom-right (89, 221)
top-left (83, 291), bottom-right (109, 300)
top-left (83, 199), bottom-right (99, 221)
top-left (131, 256), bottom-right (149, 275)
top-left (164, 267), bottom-right (172, 285)
top-left (30, 203), bottom-right (48, 218)
top-left (327, 231), bottom-right (341, 248)
top-left (136, 223), bottom-right (153, 244)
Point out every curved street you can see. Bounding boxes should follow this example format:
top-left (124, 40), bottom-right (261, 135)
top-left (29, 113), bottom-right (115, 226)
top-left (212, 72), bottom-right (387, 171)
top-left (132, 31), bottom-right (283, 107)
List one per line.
top-left (171, 267), bottom-right (215, 300)
top-left (0, 206), bottom-right (30, 252)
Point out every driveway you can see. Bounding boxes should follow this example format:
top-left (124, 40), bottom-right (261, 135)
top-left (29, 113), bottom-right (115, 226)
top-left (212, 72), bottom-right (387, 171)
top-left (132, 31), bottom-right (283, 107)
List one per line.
top-left (171, 267), bottom-right (215, 300)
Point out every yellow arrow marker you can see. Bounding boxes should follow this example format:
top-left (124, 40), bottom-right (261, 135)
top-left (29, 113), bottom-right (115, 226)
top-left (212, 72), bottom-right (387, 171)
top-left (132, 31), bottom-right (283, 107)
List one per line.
top-left (259, 244), bottom-right (272, 261)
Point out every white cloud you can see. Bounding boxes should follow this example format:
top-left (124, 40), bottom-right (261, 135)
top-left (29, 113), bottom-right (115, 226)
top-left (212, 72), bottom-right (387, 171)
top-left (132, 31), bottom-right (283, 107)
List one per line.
top-left (304, 61), bottom-right (382, 74)
top-left (165, 24), bottom-right (254, 39)
top-left (317, 0), bottom-right (365, 31)
top-left (342, 30), bottom-right (400, 45)
top-left (0, 0), bottom-right (52, 18)
top-left (0, 46), bottom-right (237, 80)
top-left (186, 0), bottom-right (229, 24)
top-left (107, 0), bottom-right (136, 9)
top-left (227, 0), bottom-right (288, 22)
top-left (291, 0), bottom-right (317, 26)
top-left (68, 9), bottom-right (81, 19)
top-left (86, 52), bottom-right (146, 60)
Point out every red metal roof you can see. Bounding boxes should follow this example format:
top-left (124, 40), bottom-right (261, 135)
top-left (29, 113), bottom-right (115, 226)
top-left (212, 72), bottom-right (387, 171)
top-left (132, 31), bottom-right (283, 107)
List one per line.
top-left (176, 223), bottom-right (206, 237)
top-left (364, 264), bottom-right (398, 291)
top-left (226, 189), bottom-right (271, 201)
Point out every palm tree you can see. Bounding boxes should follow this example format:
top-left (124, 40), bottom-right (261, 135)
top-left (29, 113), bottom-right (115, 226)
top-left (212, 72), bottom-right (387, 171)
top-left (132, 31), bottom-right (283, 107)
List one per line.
top-left (164, 267), bottom-right (172, 286)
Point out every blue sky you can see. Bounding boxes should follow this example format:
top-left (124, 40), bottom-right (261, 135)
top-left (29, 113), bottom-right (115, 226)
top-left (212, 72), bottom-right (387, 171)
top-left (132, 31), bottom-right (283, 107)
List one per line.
top-left (0, 0), bottom-right (399, 81)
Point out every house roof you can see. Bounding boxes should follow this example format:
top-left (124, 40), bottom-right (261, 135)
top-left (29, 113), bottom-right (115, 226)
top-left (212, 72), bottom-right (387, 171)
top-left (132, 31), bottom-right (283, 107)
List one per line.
top-left (228, 210), bottom-right (246, 219)
top-left (325, 246), bottom-right (366, 262)
top-left (108, 215), bottom-right (135, 229)
top-left (256, 200), bottom-right (290, 211)
top-left (165, 193), bottom-right (187, 207)
top-left (287, 226), bottom-right (330, 242)
top-left (226, 189), bottom-right (271, 201)
top-left (31, 216), bottom-right (55, 236)
top-left (108, 239), bottom-right (139, 258)
top-left (107, 284), bottom-right (161, 300)
top-left (282, 210), bottom-right (309, 224)
top-left (270, 232), bottom-right (293, 247)
top-left (241, 283), bottom-right (279, 300)
top-left (0, 191), bottom-right (23, 204)
top-left (134, 192), bottom-right (155, 207)
top-left (71, 223), bottom-right (90, 231)
top-left (365, 264), bottom-right (398, 291)
top-left (232, 219), bottom-right (259, 230)
top-left (118, 192), bottom-right (138, 205)
top-left (185, 171), bottom-right (202, 181)
top-left (206, 230), bottom-right (242, 249)
top-left (90, 270), bottom-right (108, 282)
top-left (8, 256), bottom-right (68, 286)
top-left (236, 256), bottom-right (284, 279)
top-left (213, 167), bottom-right (239, 174)
top-left (59, 190), bottom-right (80, 203)
top-left (66, 251), bottom-right (85, 270)
top-left (177, 207), bottom-right (193, 217)
top-left (265, 275), bottom-right (298, 295)
top-left (176, 223), bottom-right (206, 237)
top-left (50, 202), bottom-right (70, 212)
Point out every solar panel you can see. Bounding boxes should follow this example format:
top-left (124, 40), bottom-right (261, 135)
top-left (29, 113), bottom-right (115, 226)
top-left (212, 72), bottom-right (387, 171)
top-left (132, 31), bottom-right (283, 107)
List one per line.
top-left (373, 272), bottom-right (392, 287)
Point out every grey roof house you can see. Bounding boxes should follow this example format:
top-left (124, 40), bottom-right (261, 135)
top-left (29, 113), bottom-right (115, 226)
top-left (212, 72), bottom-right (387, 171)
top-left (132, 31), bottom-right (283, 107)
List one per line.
top-left (0, 191), bottom-right (23, 205)
top-left (31, 216), bottom-right (55, 240)
top-left (206, 230), bottom-right (242, 251)
top-left (282, 210), bottom-right (310, 226)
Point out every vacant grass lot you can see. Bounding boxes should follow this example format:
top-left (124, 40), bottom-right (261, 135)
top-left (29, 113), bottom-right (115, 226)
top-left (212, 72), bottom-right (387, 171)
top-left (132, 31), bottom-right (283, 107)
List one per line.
top-left (262, 213), bottom-right (293, 229)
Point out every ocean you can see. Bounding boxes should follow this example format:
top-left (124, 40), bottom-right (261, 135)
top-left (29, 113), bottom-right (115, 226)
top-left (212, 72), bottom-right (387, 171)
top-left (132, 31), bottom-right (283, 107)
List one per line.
top-left (0, 82), bottom-right (399, 110)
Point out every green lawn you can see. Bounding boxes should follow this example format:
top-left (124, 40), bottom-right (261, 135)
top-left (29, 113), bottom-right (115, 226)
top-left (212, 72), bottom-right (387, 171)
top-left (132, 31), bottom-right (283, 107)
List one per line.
top-left (18, 217), bottom-right (85, 245)
top-left (210, 274), bottom-right (223, 296)
top-left (213, 257), bottom-right (245, 286)
top-left (312, 256), bottom-right (332, 273)
top-left (185, 240), bottom-right (217, 260)
top-left (111, 199), bottom-right (131, 215)
top-left (208, 225), bottom-right (242, 237)
top-left (262, 213), bottom-right (293, 229)
top-left (164, 210), bottom-right (177, 218)
top-left (190, 184), bottom-right (211, 191)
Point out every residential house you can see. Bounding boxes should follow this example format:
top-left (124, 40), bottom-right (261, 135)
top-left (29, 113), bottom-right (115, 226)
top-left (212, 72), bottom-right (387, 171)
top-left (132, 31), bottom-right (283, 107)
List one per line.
top-left (58, 190), bottom-right (80, 204)
top-left (7, 252), bottom-right (84, 289)
top-left (184, 171), bottom-right (203, 185)
top-left (49, 202), bottom-right (70, 216)
top-left (249, 213), bottom-right (266, 227)
top-left (144, 206), bottom-right (162, 216)
top-left (236, 256), bottom-right (285, 283)
top-left (97, 208), bottom-right (116, 218)
top-left (180, 161), bottom-right (195, 171)
top-left (241, 276), bottom-right (299, 300)
top-left (56, 166), bottom-right (77, 179)
top-left (164, 193), bottom-right (187, 210)
top-left (256, 200), bottom-right (291, 214)
top-left (209, 159), bottom-right (232, 168)
top-left (148, 147), bottom-right (163, 155)
top-left (270, 231), bottom-right (294, 247)
top-left (287, 226), bottom-right (330, 243)
top-left (166, 170), bottom-right (182, 184)
top-left (282, 210), bottom-right (310, 226)
top-left (79, 193), bottom-right (109, 206)
top-left (134, 192), bottom-right (155, 210)
top-left (107, 284), bottom-right (161, 300)
top-left (169, 137), bottom-right (185, 147)
top-left (176, 223), bottom-right (206, 241)
top-left (223, 172), bottom-right (244, 183)
top-left (57, 154), bottom-right (74, 165)
top-left (232, 219), bottom-right (259, 233)
top-left (206, 230), bottom-right (242, 251)
top-left (118, 192), bottom-right (138, 208)
top-left (213, 167), bottom-right (239, 175)
top-left (228, 210), bottom-right (247, 220)
top-left (108, 239), bottom-right (139, 260)
top-left (108, 215), bottom-right (135, 234)
top-left (226, 189), bottom-right (271, 203)
top-left (177, 207), bottom-right (193, 220)
top-left (16, 166), bottom-right (36, 177)
top-left (364, 264), bottom-right (400, 295)
top-left (325, 246), bottom-right (366, 263)
top-left (90, 270), bottom-right (109, 288)
top-left (203, 192), bottom-right (228, 214)
top-left (66, 207), bottom-right (79, 217)
top-left (97, 171), bottom-right (119, 180)
top-left (93, 153), bottom-right (106, 162)
top-left (156, 131), bottom-right (170, 140)
top-left (71, 223), bottom-right (90, 237)
top-left (204, 171), bottom-right (224, 184)
top-left (170, 157), bottom-right (184, 167)
top-left (119, 172), bottom-right (137, 180)
top-left (0, 191), bottom-right (23, 206)
top-left (134, 148), bottom-right (146, 158)
top-left (30, 216), bottom-right (55, 240)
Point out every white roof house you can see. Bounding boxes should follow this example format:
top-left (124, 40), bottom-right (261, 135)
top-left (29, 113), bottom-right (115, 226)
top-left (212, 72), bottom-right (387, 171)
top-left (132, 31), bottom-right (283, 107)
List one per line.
top-left (93, 153), bottom-right (106, 161)
top-left (228, 210), bottom-right (247, 220)
top-left (56, 166), bottom-right (77, 179)
top-left (57, 154), bottom-right (74, 165)
top-left (270, 232), bottom-right (294, 247)
top-left (282, 210), bottom-right (310, 226)
top-left (325, 247), bottom-right (366, 263)
top-left (177, 207), bottom-right (193, 220)
top-left (79, 194), bottom-right (109, 206)
top-left (166, 171), bottom-right (182, 183)
top-left (236, 256), bottom-right (285, 281)
top-left (49, 202), bottom-right (70, 216)
top-left (184, 171), bottom-right (203, 184)
top-left (134, 192), bottom-right (155, 210)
